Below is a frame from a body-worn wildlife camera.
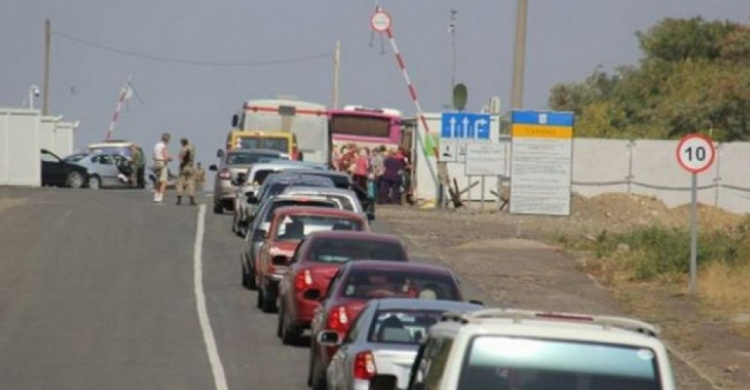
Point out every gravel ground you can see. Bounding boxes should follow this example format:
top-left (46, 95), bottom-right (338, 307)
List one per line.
top-left (379, 197), bottom-right (744, 390)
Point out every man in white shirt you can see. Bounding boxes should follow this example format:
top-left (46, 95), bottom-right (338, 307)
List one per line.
top-left (152, 132), bottom-right (172, 203)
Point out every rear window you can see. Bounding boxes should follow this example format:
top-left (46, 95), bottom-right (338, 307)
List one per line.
top-left (274, 215), bottom-right (364, 240)
top-left (238, 137), bottom-right (289, 153)
top-left (226, 152), bottom-right (279, 165)
top-left (367, 309), bottom-right (442, 345)
top-left (265, 200), bottom-right (337, 222)
top-left (458, 337), bottom-right (661, 390)
top-left (341, 269), bottom-right (460, 300)
top-left (308, 238), bottom-right (406, 263)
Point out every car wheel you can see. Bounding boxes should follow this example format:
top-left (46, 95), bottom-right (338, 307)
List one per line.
top-left (311, 356), bottom-right (327, 390)
top-left (260, 285), bottom-right (277, 313)
top-left (223, 199), bottom-right (235, 212)
top-left (281, 307), bottom-right (302, 346)
top-left (66, 171), bottom-right (85, 189)
top-left (256, 287), bottom-right (263, 309)
top-left (213, 202), bottom-right (223, 214)
top-left (307, 348), bottom-right (315, 387)
top-left (88, 175), bottom-right (101, 190)
top-left (276, 302), bottom-right (284, 338)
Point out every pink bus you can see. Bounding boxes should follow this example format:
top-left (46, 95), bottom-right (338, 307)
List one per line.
top-left (328, 106), bottom-right (403, 169)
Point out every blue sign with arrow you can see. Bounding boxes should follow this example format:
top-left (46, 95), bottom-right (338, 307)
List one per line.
top-left (441, 113), bottom-right (491, 140)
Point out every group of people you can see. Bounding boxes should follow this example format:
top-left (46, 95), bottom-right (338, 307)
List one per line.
top-left (332, 144), bottom-right (413, 205)
top-left (151, 132), bottom-right (205, 205)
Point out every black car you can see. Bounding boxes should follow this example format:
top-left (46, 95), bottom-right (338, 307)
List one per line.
top-left (41, 149), bottom-right (90, 188)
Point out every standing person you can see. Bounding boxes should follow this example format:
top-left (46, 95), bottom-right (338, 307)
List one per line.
top-left (194, 162), bottom-right (206, 194)
top-left (152, 133), bottom-right (172, 203)
top-left (370, 145), bottom-right (386, 196)
top-left (352, 147), bottom-right (370, 191)
top-left (130, 144), bottom-right (145, 188)
top-left (176, 138), bottom-right (197, 206)
top-left (379, 149), bottom-right (405, 204)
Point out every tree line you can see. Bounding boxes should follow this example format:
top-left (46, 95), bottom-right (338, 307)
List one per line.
top-left (548, 17), bottom-right (749, 141)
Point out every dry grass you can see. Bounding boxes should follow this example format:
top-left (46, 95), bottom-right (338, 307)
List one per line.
top-left (699, 262), bottom-right (750, 336)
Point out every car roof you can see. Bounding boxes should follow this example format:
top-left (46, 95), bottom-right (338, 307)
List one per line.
top-left (305, 231), bottom-right (401, 242)
top-left (228, 148), bottom-right (282, 156)
top-left (264, 174), bottom-right (335, 186)
top-left (273, 206), bottom-right (365, 219)
top-left (270, 194), bottom-right (336, 204)
top-left (88, 141), bottom-right (137, 148)
top-left (288, 169), bottom-right (350, 179)
top-left (371, 298), bottom-right (483, 313)
top-left (282, 186), bottom-right (357, 197)
top-left (341, 260), bottom-right (453, 275)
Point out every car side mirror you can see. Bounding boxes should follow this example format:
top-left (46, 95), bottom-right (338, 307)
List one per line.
top-left (303, 289), bottom-right (322, 301)
top-left (235, 172), bottom-right (247, 185)
top-left (216, 149), bottom-right (225, 158)
top-left (209, 164), bottom-right (218, 171)
top-left (317, 330), bottom-right (340, 347)
top-left (369, 375), bottom-right (398, 390)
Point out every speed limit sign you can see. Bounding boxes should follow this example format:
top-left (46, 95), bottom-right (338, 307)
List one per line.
top-left (676, 133), bottom-right (715, 173)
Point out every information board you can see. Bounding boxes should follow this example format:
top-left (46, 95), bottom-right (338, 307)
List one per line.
top-left (509, 110), bottom-right (574, 216)
top-left (465, 143), bottom-right (506, 176)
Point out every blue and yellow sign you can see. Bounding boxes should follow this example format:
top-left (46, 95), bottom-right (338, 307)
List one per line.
top-left (511, 111), bottom-right (575, 138)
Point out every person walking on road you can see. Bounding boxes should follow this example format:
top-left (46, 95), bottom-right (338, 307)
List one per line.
top-left (176, 138), bottom-right (197, 206)
top-left (152, 133), bottom-right (172, 203)
top-left (194, 162), bottom-right (206, 194)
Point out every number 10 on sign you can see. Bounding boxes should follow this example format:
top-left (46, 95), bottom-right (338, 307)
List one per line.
top-left (676, 133), bottom-right (716, 295)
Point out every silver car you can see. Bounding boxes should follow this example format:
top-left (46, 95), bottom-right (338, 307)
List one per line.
top-left (321, 299), bottom-right (483, 390)
top-left (232, 161), bottom-right (327, 235)
top-left (281, 186), bottom-right (368, 220)
top-left (63, 152), bottom-right (134, 189)
top-left (210, 149), bottom-right (287, 214)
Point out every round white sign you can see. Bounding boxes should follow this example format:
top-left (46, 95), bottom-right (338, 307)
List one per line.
top-left (371, 11), bottom-right (391, 32)
top-left (676, 134), bottom-right (715, 173)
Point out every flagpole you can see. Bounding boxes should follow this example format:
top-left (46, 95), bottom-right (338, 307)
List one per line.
top-left (105, 75), bottom-right (133, 141)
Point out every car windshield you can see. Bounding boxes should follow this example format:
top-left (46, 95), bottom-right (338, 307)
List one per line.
top-left (89, 146), bottom-right (132, 157)
top-left (63, 153), bottom-right (87, 162)
top-left (308, 238), bottom-right (406, 263)
top-left (367, 309), bottom-right (443, 345)
top-left (238, 137), bottom-right (289, 153)
top-left (265, 200), bottom-right (337, 223)
top-left (457, 337), bottom-right (661, 390)
top-left (274, 215), bottom-right (364, 240)
top-left (341, 269), bottom-right (459, 300)
top-left (226, 152), bottom-right (279, 165)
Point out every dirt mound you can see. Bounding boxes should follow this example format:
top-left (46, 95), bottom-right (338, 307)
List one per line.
top-left (571, 193), bottom-right (669, 226)
top-left (667, 203), bottom-right (745, 231)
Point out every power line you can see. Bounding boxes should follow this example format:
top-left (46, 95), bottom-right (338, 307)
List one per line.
top-left (53, 30), bottom-right (332, 68)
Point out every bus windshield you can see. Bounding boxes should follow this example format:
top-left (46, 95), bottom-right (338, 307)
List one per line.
top-left (330, 114), bottom-right (392, 138)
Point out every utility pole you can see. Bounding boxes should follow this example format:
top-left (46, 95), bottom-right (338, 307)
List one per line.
top-left (332, 40), bottom-right (341, 109)
top-left (510, 0), bottom-right (528, 109)
top-left (449, 10), bottom-right (458, 92)
top-left (43, 19), bottom-right (51, 115)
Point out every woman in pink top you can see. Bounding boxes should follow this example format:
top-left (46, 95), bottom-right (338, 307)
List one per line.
top-left (352, 147), bottom-right (370, 190)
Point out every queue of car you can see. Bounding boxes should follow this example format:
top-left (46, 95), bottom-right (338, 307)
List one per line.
top-left (219, 149), bottom-right (678, 390)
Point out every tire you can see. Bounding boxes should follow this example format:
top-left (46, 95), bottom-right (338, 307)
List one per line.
top-left (311, 355), bottom-right (327, 390)
top-left (88, 175), bottom-right (101, 190)
top-left (66, 171), bottom-right (85, 189)
top-left (213, 202), bottom-right (223, 214)
top-left (307, 349), bottom-right (315, 387)
top-left (223, 199), bottom-right (235, 212)
top-left (276, 302), bottom-right (284, 338)
top-left (256, 287), bottom-right (263, 309)
top-left (260, 283), bottom-right (277, 313)
top-left (244, 256), bottom-right (257, 290)
top-left (281, 307), bottom-right (302, 346)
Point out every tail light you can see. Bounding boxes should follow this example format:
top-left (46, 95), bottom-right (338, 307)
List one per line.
top-left (353, 351), bottom-right (377, 380)
top-left (218, 168), bottom-right (232, 180)
top-left (294, 269), bottom-right (313, 291)
top-left (327, 305), bottom-right (349, 333)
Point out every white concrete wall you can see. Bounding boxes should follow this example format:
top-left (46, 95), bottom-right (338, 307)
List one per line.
top-left (38, 117), bottom-right (56, 153)
top-left (0, 109), bottom-right (41, 186)
top-left (412, 133), bottom-right (750, 214)
top-left (53, 121), bottom-right (76, 157)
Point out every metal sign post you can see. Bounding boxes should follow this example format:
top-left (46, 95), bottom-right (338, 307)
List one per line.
top-left (675, 133), bottom-right (716, 295)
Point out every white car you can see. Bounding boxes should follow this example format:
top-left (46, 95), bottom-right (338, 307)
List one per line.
top-left (372, 308), bottom-right (677, 390)
top-left (322, 298), bottom-right (483, 390)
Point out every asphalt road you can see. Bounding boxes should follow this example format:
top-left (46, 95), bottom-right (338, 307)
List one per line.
top-left (0, 188), bottom-right (490, 390)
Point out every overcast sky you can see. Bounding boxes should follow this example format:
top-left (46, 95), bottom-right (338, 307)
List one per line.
top-left (1, 0), bottom-right (748, 164)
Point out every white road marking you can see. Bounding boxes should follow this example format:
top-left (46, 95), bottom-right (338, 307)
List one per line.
top-left (193, 204), bottom-right (230, 390)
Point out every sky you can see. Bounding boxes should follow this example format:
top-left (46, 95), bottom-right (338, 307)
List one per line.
top-left (1, 0), bottom-right (748, 166)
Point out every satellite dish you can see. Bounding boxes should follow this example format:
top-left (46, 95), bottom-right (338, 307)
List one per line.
top-left (452, 83), bottom-right (468, 111)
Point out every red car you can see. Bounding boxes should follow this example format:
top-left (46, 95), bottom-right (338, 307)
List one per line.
top-left (307, 260), bottom-right (464, 390)
top-left (277, 231), bottom-right (410, 345)
top-left (255, 206), bottom-right (369, 313)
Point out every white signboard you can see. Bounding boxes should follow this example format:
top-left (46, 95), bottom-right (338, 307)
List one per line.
top-left (438, 138), bottom-right (457, 162)
top-left (465, 143), bottom-right (506, 176)
top-left (509, 111), bottom-right (574, 216)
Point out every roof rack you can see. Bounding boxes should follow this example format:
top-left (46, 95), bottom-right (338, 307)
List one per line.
top-left (444, 308), bottom-right (660, 337)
